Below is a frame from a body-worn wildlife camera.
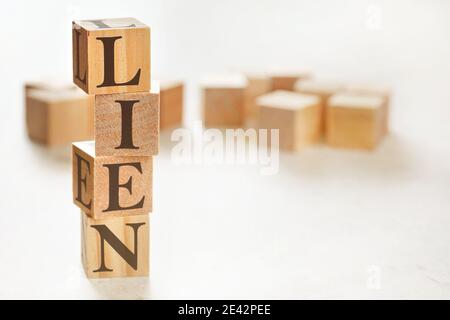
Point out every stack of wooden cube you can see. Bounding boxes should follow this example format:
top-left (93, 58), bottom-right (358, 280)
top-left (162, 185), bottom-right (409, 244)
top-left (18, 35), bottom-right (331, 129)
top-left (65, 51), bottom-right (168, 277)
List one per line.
top-left (71, 18), bottom-right (159, 278)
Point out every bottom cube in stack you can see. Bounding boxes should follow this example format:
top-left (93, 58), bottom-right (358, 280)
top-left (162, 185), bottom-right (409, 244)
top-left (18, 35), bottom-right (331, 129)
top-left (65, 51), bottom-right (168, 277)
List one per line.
top-left (81, 212), bottom-right (149, 278)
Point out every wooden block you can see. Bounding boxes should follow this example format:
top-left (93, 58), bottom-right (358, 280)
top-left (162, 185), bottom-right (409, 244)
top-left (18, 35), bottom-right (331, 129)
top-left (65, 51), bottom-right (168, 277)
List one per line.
top-left (344, 84), bottom-right (391, 136)
top-left (160, 80), bottom-right (183, 130)
top-left (344, 84), bottom-right (390, 102)
top-left (72, 18), bottom-right (150, 95)
top-left (270, 71), bottom-right (311, 91)
top-left (95, 82), bottom-right (159, 157)
top-left (202, 75), bottom-right (247, 127)
top-left (326, 93), bottom-right (384, 150)
top-left (24, 79), bottom-right (77, 95)
top-left (81, 211), bottom-right (149, 278)
top-left (294, 80), bottom-right (344, 132)
top-left (26, 88), bottom-right (94, 146)
top-left (243, 73), bottom-right (272, 119)
top-left (257, 90), bottom-right (321, 151)
top-left (72, 141), bottom-right (152, 219)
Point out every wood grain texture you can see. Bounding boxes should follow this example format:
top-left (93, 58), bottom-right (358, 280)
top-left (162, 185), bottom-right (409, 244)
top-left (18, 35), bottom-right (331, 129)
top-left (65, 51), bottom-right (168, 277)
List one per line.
top-left (203, 88), bottom-right (245, 127)
top-left (26, 88), bottom-right (94, 146)
top-left (72, 18), bottom-right (150, 95)
top-left (257, 91), bottom-right (321, 151)
top-left (326, 93), bottom-right (384, 150)
top-left (72, 141), bottom-right (153, 219)
top-left (95, 85), bottom-right (160, 157)
top-left (160, 81), bottom-right (183, 130)
top-left (81, 211), bottom-right (149, 278)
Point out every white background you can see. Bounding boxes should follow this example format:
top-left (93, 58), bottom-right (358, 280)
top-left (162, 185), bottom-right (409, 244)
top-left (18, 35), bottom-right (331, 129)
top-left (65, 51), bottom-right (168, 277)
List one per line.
top-left (1, 0), bottom-right (450, 299)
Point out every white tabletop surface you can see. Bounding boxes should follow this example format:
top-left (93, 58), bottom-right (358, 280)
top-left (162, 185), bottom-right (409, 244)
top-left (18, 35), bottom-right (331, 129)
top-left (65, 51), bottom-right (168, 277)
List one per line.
top-left (1, 0), bottom-right (450, 299)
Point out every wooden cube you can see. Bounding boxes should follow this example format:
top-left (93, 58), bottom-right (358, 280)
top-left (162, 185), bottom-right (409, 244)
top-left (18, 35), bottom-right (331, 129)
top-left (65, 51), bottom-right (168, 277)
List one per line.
top-left (257, 91), bottom-right (321, 151)
top-left (243, 73), bottom-right (271, 119)
top-left (24, 78), bottom-right (77, 95)
top-left (160, 80), bottom-right (183, 130)
top-left (26, 88), bottom-right (94, 146)
top-left (294, 80), bottom-right (344, 131)
top-left (72, 18), bottom-right (150, 95)
top-left (81, 211), bottom-right (149, 278)
top-left (344, 84), bottom-right (391, 136)
top-left (95, 82), bottom-right (159, 157)
top-left (72, 141), bottom-right (152, 219)
top-left (202, 75), bottom-right (247, 127)
top-left (326, 93), bottom-right (384, 150)
top-left (270, 71), bottom-right (311, 91)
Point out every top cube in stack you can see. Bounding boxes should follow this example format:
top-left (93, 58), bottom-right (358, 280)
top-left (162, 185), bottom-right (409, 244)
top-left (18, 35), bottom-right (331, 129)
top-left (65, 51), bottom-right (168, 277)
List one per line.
top-left (71, 18), bottom-right (159, 278)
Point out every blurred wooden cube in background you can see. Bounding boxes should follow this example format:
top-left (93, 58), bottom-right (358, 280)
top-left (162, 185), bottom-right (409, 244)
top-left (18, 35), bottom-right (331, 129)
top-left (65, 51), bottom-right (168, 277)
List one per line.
top-left (242, 72), bottom-right (272, 120)
top-left (344, 84), bottom-right (391, 136)
top-left (294, 79), bottom-right (345, 132)
top-left (160, 80), bottom-right (184, 130)
top-left (25, 86), bottom-right (94, 146)
top-left (326, 93), bottom-right (385, 150)
top-left (270, 70), bottom-right (312, 91)
top-left (24, 79), bottom-right (77, 95)
top-left (257, 90), bottom-right (321, 151)
top-left (202, 75), bottom-right (247, 127)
